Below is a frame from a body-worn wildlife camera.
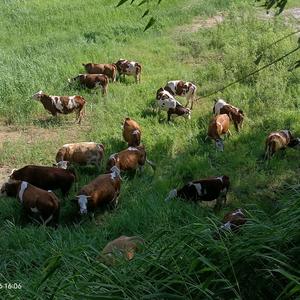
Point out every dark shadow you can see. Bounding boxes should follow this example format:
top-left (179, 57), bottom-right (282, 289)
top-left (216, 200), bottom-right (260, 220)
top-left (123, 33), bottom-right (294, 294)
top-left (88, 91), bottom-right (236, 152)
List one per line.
top-left (33, 116), bottom-right (63, 128)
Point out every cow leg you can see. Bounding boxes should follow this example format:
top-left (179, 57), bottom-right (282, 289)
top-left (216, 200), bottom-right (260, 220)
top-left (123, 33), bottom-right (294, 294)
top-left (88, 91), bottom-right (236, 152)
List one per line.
top-left (227, 130), bottom-right (232, 139)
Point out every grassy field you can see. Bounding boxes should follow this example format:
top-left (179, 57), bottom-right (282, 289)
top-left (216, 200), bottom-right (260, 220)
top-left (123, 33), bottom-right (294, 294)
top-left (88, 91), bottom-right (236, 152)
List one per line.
top-left (0, 0), bottom-right (300, 299)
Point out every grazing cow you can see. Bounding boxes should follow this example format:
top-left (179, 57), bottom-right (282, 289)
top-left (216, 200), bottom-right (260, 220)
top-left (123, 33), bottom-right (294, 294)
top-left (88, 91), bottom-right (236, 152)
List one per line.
top-left (207, 114), bottom-right (231, 151)
top-left (156, 88), bottom-right (177, 110)
top-left (55, 142), bottom-right (105, 169)
top-left (264, 130), bottom-right (300, 160)
top-left (100, 235), bottom-right (144, 265)
top-left (9, 165), bottom-right (75, 196)
top-left (165, 175), bottom-right (230, 209)
top-left (123, 117), bottom-right (141, 147)
top-left (115, 59), bottom-right (142, 83)
top-left (220, 208), bottom-right (247, 232)
top-left (0, 180), bottom-right (60, 227)
top-left (82, 63), bottom-right (117, 82)
top-left (213, 99), bottom-right (244, 132)
top-left (75, 166), bottom-right (121, 216)
top-left (167, 102), bottom-right (191, 122)
top-left (107, 145), bottom-right (155, 173)
top-left (32, 91), bottom-right (86, 124)
top-left (164, 80), bottom-right (197, 109)
top-left (68, 74), bottom-right (109, 96)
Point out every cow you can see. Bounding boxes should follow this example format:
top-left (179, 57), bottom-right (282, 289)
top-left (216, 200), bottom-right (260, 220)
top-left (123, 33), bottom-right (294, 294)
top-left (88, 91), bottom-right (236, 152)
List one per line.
top-left (156, 88), bottom-right (177, 111)
top-left (167, 102), bottom-right (191, 122)
top-left (115, 59), bottom-right (142, 83)
top-left (75, 166), bottom-right (121, 216)
top-left (54, 142), bottom-right (105, 170)
top-left (68, 74), bottom-right (109, 96)
top-left (9, 165), bottom-right (75, 196)
top-left (106, 145), bottom-right (155, 173)
top-left (82, 63), bottom-right (117, 82)
top-left (207, 114), bottom-right (231, 151)
top-left (0, 180), bottom-right (60, 227)
top-left (220, 208), bottom-right (247, 232)
top-left (165, 175), bottom-right (230, 210)
top-left (213, 99), bottom-right (244, 132)
top-left (164, 80), bottom-right (197, 109)
top-left (264, 130), bottom-right (300, 160)
top-left (122, 117), bottom-right (141, 147)
top-left (32, 91), bottom-right (86, 124)
top-left (100, 235), bottom-right (144, 265)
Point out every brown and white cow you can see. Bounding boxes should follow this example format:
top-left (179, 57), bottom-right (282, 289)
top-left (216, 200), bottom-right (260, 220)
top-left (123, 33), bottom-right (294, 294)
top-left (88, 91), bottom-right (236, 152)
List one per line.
top-left (115, 59), bottom-right (142, 83)
top-left (68, 74), bottom-right (109, 96)
top-left (0, 180), bottom-right (60, 227)
top-left (123, 117), bottom-right (141, 147)
top-left (156, 88), bottom-right (177, 111)
top-left (167, 102), bottom-right (191, 122)
top-left (82, 63), bottom-right (117, 82)
top-left (32, 91), bottom-right (86, 124)
top-left (220, 208), bottom-right (247, 232)
top-left (9, 165), bottom-right (75, 196)
top-left (264, 130), bottom-right (300, 160)
top-left (213, 99), bottom-right (244, 132)
top-left (106, 145), bottom-right (155, 173)
top-left (164, 80), bottom-right (197, 109)
top-left (100, 235), bottom-right (144, 265)
top-left (207, 114), bottom-right (231, 151)
top-left (165, 175), bottom-right (230, 209)
top-left (75, 166), bottom-right (121, 215)
top-left (55, 142), bottom-right (105, 169)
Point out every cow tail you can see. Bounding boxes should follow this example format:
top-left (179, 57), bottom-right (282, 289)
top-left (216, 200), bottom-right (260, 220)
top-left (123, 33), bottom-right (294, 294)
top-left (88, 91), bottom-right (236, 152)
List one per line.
top-left (112, 64), bottom-right (117, 82)
top-left (146, 158), bottom-right (156, 170)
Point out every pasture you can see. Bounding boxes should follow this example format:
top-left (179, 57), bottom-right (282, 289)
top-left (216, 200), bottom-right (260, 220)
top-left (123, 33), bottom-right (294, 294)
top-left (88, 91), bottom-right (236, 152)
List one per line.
top-left (0, 0), bottom-right (299, 299)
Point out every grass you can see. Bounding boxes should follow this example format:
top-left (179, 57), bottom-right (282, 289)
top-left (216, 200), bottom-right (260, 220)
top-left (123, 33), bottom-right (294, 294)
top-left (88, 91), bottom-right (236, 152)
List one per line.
top-left (0, 0), bottom-right (300, 299)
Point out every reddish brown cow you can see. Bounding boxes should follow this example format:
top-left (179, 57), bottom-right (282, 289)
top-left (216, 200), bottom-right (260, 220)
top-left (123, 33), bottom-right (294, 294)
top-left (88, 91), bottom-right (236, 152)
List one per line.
top-left (165, 175), bottom-right (230, 209)
top-left (68, 74), bottom-right (109, 96)
top-left (220, 208), bottom-right (247, 232)
top-left (207, 114), bottom-right (231, 151)
top-left (82, 63), bottom-right (117, 82)
top-left (10, 165), bottom-right (75, 196)
top-left (0, 180), bottom-right (60, 227)
top-left (107, 145), bottom-right (155, 173)
top-left (75, 166), bottom-right (121, 216)
top-left (115, 59), bottom-right (142, 83)
top-left (32, 91), bottom-right (86, 124)
top-left (122, 117), bottom-right (141, 147)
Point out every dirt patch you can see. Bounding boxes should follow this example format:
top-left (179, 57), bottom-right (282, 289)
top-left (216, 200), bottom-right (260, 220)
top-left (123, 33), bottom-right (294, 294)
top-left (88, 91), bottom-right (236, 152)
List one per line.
top-left (0, 166), bottom-right (11, 184)
top-left (175, 12), bottom-right (226, 33)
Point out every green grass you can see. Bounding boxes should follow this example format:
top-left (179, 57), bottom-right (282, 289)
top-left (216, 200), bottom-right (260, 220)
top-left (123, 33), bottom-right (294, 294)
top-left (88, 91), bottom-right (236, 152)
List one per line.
top-left (0, 0), bottom-right (300, 299)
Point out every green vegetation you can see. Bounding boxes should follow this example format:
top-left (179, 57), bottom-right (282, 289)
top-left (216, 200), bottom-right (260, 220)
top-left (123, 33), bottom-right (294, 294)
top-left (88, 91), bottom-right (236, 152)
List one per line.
top-left (0, 0), bottom-right (299, 299)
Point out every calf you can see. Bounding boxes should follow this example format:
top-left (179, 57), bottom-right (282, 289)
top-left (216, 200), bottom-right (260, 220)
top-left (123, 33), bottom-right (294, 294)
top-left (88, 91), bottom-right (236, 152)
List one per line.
top-left (68, 74), bottom-right (109, 96)
top-left (220, 208), bottom-right (246, 232)
top-left (55, 142), bottom-right (105, 169)
top-left (167, 102), bottom-right (191, 122)
top-left (207, 114), bottom-right (231, 151)
top-left (32, 91), bottom-right (86, 124)
top-left (9, 165), bottom-right (75, 196)
top-left (165, 175), bottom-right (230, 209)
top-left (164, 80), bottom-right (197, 109)
top-left (122, 117), bottom-right (141, 147)
top-left (115, 59), bottom-right (142, 83)
top-left (213, 99), bottom-right (244, 132)
top-left (82, 63), bottom-right (117, 82)
top-left (156, 88), bottom-right (177, 111)
top-left (107, 145), bottom-right (155, 173)
top-left (75, 166), bottom-right (121, 216)
top-left (100, 235), bottom-right (144, 265)
top-left (264, 130), bottom-right (300, 160)
top-left (0, 180), bottom-right (60, 227)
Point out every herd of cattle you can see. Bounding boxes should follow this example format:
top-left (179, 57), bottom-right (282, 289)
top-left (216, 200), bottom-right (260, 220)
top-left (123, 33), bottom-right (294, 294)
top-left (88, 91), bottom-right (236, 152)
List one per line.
top-left (1, 58), bottom-right (299, 262)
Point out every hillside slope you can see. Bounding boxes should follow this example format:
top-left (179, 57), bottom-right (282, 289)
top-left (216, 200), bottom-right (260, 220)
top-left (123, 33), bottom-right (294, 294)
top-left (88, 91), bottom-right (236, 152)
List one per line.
top-left (0, 0), bottom-right (299, 299)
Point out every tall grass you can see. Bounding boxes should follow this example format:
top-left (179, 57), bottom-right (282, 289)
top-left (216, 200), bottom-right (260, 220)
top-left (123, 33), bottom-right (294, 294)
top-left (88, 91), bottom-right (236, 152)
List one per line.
top-left (0, 0), bottom-right (300, 299)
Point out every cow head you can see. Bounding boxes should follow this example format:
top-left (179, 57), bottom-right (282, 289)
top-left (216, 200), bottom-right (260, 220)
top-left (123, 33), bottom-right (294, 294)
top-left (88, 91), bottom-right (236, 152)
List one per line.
top-left (215, 139), bottom-right (224, 151)
top-left (76, 195), bottom-right (91, 214)
top-left (8, 168), bottom-right (17, 179)
top-left (165, 189), bottom-right (178, 202)
top-left (289, 138), bottom-right (300, 149)
top-left (32, 91), bottom-right (44, 100)
top-left (183, 108), bottom-right (191, 120)
top-left (53, 160), bottom-right (69, 169)
top-left (110, 166), bottom-right (121, 179)
top-left (0, 180), bottom-right (20, 197)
